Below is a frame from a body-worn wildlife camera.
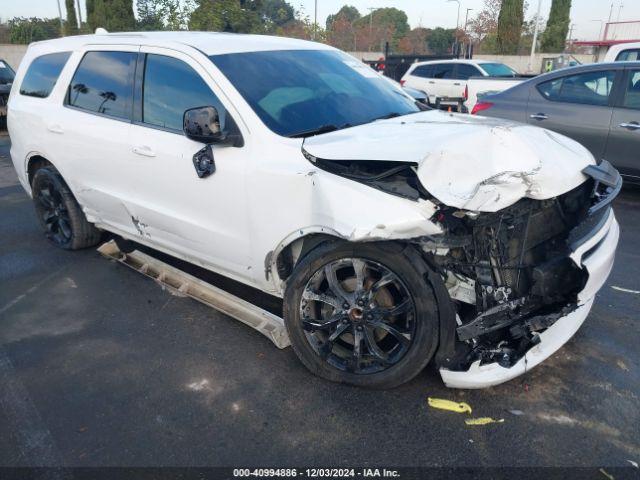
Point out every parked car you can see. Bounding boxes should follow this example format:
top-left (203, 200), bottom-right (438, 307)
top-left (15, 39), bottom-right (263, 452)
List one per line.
top-left (400, 59), bottom-right (518, 109)
top-left (0, 58), bottom-right (15, 130)
top-left (464, 75), bottom-right (529, 113)
top-left (8, 32), bottom-right (620, 389)
top-left (473, 62), bottom-right (640, 182)
top-left (604, 41), bottom-right (640, 62)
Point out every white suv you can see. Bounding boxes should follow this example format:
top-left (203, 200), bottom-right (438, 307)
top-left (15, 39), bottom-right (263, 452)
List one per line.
top-left (401, 59), bottom-right (517, 106)
top-left (8, 32), bottom-right (620, 389)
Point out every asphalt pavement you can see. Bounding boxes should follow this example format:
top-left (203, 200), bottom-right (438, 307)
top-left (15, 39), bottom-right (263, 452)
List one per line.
top-left (1, 135), bottom-right (639, 470)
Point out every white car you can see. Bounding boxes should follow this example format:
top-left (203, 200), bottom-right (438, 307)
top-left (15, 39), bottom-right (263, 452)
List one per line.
top-left (400, 59), bottom-right (518, 108)
top-left (8, 32), bottom-right (620, 389)
top-left (604, 42), bottom-right (640, 62)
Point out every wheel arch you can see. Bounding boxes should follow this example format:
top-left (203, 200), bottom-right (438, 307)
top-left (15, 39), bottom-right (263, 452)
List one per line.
top-left (26, 153), bottom-right (55, 188)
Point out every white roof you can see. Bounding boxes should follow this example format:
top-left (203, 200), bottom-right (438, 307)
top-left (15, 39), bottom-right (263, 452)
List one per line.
top-left (410, 59), bottom-right (497, 67)
top-left (30, 31), bottom-right (334, 56)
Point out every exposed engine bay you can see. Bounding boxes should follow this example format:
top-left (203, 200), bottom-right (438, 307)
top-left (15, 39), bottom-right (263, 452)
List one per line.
top-left (422, 162), bottom-right (620, 372)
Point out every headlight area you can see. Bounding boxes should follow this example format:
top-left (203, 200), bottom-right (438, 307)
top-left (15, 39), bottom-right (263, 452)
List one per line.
top-left (417, 162), bottom-right (621, 374)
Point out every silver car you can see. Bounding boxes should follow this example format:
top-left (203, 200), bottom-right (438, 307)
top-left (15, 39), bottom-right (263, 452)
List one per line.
top-left (474, 62), bottom-right (640, 183)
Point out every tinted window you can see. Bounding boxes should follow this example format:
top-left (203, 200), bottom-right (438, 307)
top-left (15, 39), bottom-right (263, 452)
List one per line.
top-left (412, 65), bottom-right (434, 78)
top-left (432, 64), bottom-right (454, 79)
top-left (68, 51), bottom-right (136, 119)
top-left (143, 54), bottom-right (225, 132)
top-left (455, 64), bottom-right (481, 80)
top-left (19, 52), bottom-right (70, 98)
top-left (480, 63), bottom-right (517, 77)
top-left (622, 70), bottom-right (640, 109)
top-left (210, 50), bottom-right (418, 138)
top-left (537, 70), bottom-right (616, 106)
top-left (616, 49), bottom-right (640, 61)
top-left (0, 59), bottom-right (15, 85)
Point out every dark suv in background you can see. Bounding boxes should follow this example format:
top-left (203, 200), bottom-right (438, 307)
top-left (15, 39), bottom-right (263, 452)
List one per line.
top-left (0, 59), bottom-right (16, 130)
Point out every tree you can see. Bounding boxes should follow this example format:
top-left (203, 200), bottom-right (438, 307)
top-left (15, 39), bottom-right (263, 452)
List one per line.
top-left (189, 0), bottom-right (263, 33)
top-left (326, 5), bottom-right (360, 31)
top-left (428, 27), bottom-right (456, 54)
top-left (136, 0), bottom-right (193, 30)
top-left (65, 0), bottom-right (79, 35)
top-left (467, 0), bottom-right (501, 43)
top-left (356, 7), bottom-right (409, 50)
top-left (496, 0), bottom-right (524, 54)
top-left (262, 0), bottom-right (295, 31)
top-left (541, 0), bottom-right (571, 52)
top-left (397, 27), bottom-right (429, 54)
top-left (87, 0), bottom-right (135, 32)
top-left (8, 17), bottom-right (61, 44)
top-left (136, 0), bottom-right (164, 30)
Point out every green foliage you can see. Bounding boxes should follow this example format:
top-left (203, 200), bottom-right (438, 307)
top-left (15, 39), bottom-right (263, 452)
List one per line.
top-left (356, 7), bottom-right (409, 48)
top-left (428, 27), bottom-right (455, 54)
top-left (496, 0), bottom-right (524, 54)
top-left (326, 5), bottom-right (360, 30)
top-left (136, 0), bottom-right (193, 30)
top-left (86, 0), bottom-right (135, 32)
top-left (8, 17), bottom-right (61, 44)
top-left (65, 0), bottom-right (79, 35)
top-left (263, 0), bottom-right (295, 30)
top-left (541, 0), bottom-right (571, 52)
top-left (189, 0), bottom-right (263, 33)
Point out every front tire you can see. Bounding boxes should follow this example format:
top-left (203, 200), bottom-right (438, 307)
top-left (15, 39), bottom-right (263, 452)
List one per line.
top-left (284, 242), bottom-right (440, 389)
top-left (32, 166), bottom-right (102, 250)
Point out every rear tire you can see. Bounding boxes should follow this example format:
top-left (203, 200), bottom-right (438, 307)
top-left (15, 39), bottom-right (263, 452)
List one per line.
top-left (284, 241), bottom-right (440, 389)
top-left (32, 166), bottom-right (102, 250)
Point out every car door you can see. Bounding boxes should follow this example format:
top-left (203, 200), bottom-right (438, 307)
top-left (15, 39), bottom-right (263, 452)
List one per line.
top-left (604, 67), bottom-right (640, 178)
top-left (403, 64), bottom-right (433, 96)
top-left (430, 63), bottom-right (458, 99)
top-left (453, 63), bottom-right (482, 98)
top-left (526, 68), bottom-right (619, 160)
top-left (123, 46), bottom-right (251, 280)
top-left (54, 46), bottom-right (140, 234)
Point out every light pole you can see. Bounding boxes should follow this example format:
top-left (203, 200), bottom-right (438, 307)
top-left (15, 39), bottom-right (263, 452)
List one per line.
top-left (528, 0), bottom-right (543, 73)
top-left (464, 8), bottom-right (473, 33)
top-left (368, 7), bottom-right (376, 52)
top-left (447, 0), bottom-right (461, 30)
top-left (313, 0), bottom-right (317, 40)
top-left (55, 0), bottom-right (63, 34)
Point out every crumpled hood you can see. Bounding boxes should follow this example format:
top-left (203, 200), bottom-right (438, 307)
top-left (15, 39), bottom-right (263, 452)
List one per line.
top-left (303, 110), bottom-right (595, 212)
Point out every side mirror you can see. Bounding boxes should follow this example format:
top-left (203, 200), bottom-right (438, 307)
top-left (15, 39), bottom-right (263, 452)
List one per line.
top-left (183, 106), bottom-right (225, 144)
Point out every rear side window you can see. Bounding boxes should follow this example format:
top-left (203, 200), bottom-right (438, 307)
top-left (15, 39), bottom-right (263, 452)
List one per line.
top-left (19, 52), bottom-right (71, 98)
top-left (432, 64), bottom-right (454, 79)
top-left (455, 64), bottom-right (481, 80)
top-left (412, 65), bottom-right (434, 78)
top-left (142, 54), bottom-right (225, 132)
top-left (616, 49), bottom-right (640, 61)
top-left (622, 70), bottom-right (640, 109)
top-left (537, 70), bottom-right (616, 106)
top-left (68, 51), bottom-right (136, 120)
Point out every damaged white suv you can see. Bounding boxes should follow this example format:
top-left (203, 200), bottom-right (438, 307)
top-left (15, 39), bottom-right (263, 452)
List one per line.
top-left (8, 32), bottom-right (621, 389)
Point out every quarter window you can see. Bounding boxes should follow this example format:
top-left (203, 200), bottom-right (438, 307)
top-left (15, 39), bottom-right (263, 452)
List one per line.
top-left (622, 71), bottom-right (640, 109)
top-left (412, 65), bottom-right (434, 78)
top-left (68, 51), bottom-right (136, 120)
top-left (142, 54), bottom-right (225, 132)
top-left (536, 70), bottom-right (616, 106)
top-left (19, 52), bottom-right (71, 98)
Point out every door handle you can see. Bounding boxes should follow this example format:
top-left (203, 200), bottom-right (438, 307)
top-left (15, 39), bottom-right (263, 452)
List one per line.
top-left (132, 145), bottom-right (156, 157)
top-left (453, 82), bottom-right (461, 86)
top-left (428, 81), bottom-right (435, 84)
top-left (530, 113), bottom-right (548, 121)
top-left (47, 124), bottom-right (64, 134)
top-left (619, 122), bottom-right (640, 131)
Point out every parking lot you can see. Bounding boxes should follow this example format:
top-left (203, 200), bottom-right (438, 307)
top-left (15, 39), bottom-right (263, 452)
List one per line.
top-left (1, 134), bottom-right (639, 471)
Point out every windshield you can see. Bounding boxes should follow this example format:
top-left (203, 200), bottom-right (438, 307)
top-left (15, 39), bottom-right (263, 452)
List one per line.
top-left (209, 49), bottom-right (419, 137)
top-left (481, 63), bottom-right (517, 77)
top-left (0, 60), bottom-right (15, 84)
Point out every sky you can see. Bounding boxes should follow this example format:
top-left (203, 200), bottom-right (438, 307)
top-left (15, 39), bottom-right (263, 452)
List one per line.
top-left (2, 0), bottom-right (640, 41)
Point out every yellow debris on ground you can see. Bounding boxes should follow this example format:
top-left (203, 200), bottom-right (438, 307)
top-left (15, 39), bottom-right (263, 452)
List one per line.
top-left (427, 397), bottom-right (472, 414)
top-left (465, 417), bottom-right (505, 426)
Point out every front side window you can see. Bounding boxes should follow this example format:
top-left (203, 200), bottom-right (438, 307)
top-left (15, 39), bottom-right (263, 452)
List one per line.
top-left (0, 59), bottom-right (16, 85)
top-left (210, 50), bottom-right (418, 138)
top-left (616, 49), bottom-right (640, 61)
top-left (142, 54), bottom-right (225, 132)
top-left (19, 52), bottom-right (70, 98)
top-left (536, 70), bottom-right (616, 106)
top-left (622, 70), bottom-right (640, 109)
top-left (455, 64), bottom-right (481, 80)
top-left (68, 51), bottom-right (136, 120)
